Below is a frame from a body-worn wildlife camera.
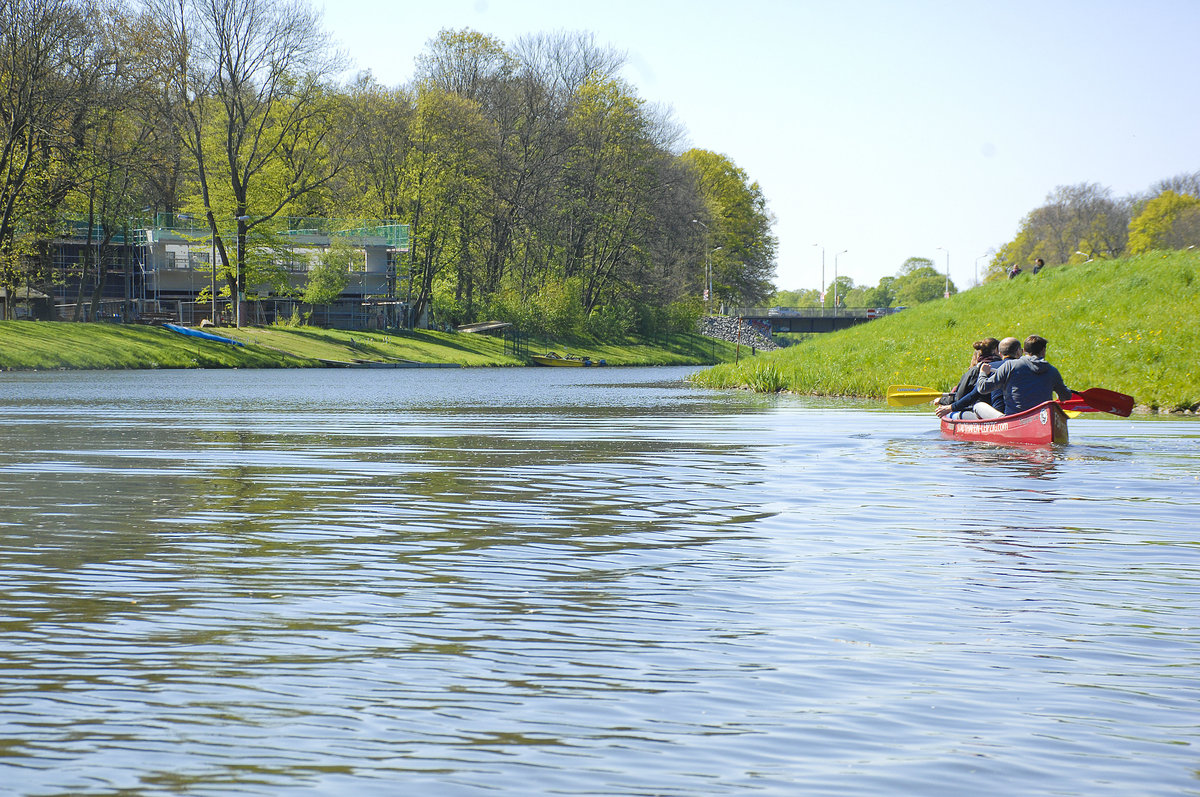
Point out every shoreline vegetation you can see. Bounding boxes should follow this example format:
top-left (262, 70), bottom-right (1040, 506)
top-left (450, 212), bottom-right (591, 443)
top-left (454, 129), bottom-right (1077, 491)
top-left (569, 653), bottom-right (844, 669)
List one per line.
top-left (689, 251), bottom-right (1200, 415)
top-left (0, 321), bottom-right (743, 371)
top-left (4, 251), bottom-right (1197, 414)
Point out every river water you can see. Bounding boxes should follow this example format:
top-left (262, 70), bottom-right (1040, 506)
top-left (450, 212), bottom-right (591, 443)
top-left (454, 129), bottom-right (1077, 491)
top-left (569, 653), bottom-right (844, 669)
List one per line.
top-left (0, 366), bottom-right (1197, 796)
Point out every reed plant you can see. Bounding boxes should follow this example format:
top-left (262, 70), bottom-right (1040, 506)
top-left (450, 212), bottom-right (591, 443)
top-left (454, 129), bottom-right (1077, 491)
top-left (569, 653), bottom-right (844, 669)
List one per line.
top-left (692, 250), bottom-right (1200, 412)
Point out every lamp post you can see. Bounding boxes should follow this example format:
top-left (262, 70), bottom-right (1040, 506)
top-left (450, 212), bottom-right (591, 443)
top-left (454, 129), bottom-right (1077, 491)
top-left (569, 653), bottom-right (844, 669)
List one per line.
top-left (975, 254), bottom-right (989, 287)
top-left (692, 219), bottom-right (713, 314)
top-left (833, 249), bottom-right (847, 309)
top-left (812, 243), bottom-right (825, 301)
top-left (937, 246), bottom-right (950, 298)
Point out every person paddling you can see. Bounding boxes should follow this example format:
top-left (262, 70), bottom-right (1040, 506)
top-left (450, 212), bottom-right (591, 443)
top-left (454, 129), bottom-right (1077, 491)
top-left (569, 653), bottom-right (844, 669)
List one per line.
top-left (937, 338), bottom-right (999, 409)
top-left (936, 336), bottom-right (1019, 419)
top-left (974, 334), bottom-right (1072, 415)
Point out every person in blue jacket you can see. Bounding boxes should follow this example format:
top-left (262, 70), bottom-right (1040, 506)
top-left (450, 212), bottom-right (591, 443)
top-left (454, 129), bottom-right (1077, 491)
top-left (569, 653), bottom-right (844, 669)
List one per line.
top-left (974, 335), bottom-right (1071, 416)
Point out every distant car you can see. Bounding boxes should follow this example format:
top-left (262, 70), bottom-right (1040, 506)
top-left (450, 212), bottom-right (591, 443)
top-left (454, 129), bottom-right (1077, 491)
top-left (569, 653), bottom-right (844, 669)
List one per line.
top-left (767, 306), bottom-right (799, 316)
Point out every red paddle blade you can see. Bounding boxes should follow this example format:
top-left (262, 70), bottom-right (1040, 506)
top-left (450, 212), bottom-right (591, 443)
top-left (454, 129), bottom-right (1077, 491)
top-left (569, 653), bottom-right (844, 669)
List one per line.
top-left (1080, 388), bottom-right (1134, 417)
top-left (1060, 395), bottom-right (1096, 413)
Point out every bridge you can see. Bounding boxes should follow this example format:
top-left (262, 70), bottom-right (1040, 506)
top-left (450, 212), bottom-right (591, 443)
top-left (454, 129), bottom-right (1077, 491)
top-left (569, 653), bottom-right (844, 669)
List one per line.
top-left (724, 306), bottom-right (901, 334)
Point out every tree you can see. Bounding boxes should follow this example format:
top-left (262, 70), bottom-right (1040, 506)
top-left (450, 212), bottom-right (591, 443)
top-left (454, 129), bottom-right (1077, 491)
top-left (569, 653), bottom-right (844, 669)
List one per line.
top-left (860, 276), bottom-right (896, 308)
top-left (560, 75), bottom-right (660, 315)
top-left (302, 235), bottom-right (350, 309)
top-left (995, 183), bottom-right (1131, 267)
top-left (1149, 170), bottom-right (1200, 200)
top-left (1127, 190), bottom-right (1200, 254)
top-left (892, 257), bottom-right (953, 305)
top-left (0, 0), bottom-right (97, 317)
top-left (146, 0), bottom-right (344, 324)
top-left (680, 149), bottom-right (777, 306)
top-left (338, 74), bottom-right (415, 220)
top-left (402, 89), bottom-right (490, 327)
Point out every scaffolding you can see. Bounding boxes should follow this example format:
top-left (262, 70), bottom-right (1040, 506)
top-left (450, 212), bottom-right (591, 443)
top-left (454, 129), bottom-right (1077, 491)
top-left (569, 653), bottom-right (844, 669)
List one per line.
top-left (40, 214), bottom-right (412, 329)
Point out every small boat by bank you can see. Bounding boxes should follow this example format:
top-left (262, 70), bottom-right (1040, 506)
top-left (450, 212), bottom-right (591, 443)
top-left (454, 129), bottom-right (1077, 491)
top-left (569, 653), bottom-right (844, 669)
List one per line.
top-left (530, 351), bottom-right (604, 367)
top-left (163, 323), bottom-right (243, 347)
top-left (940, 400), bottom-right (1069, 445)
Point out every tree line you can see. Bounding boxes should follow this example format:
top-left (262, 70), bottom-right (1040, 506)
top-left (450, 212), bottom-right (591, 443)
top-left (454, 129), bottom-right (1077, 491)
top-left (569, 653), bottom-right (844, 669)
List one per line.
top-left (984, 174), bottom-right (1200, 279)
top-left (0, 0), bottom-right (777, 333)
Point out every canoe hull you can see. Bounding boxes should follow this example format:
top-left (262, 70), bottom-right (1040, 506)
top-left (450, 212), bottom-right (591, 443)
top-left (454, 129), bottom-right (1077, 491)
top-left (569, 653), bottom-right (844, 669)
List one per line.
top-left (940, 400), bottom-right (1069, 445)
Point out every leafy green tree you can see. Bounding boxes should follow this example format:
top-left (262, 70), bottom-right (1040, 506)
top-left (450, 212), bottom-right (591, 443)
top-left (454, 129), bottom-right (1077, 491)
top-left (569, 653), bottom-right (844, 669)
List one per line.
top-left (892, 257), bottom-right (954, 305)
top-left (0, 0), bottom-right (97, 316)
top-left (146, 0), bottom-right (344, 324)
top-left (1127, 190), bottom-right (1200, 254)
top-left (860, 276), bottom-right (896, 308)
top-left (561, 75), bottom-right (659, 315)
top-left (402, 89), bottom-right (490, 327)
top-left (995, 183), bottom-right (1130, 268)
top-left (338, 74), bottom-right (415, 220)
top-left (680, 149), bottom-right (777, 307)
top-left (302, 237), bottom-right (351, 310)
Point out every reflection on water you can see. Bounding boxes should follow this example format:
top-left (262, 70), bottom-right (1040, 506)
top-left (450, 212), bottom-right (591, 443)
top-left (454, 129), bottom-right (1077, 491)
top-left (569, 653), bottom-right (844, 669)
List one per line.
top-left (1, 368), bottom-right (1198, 796)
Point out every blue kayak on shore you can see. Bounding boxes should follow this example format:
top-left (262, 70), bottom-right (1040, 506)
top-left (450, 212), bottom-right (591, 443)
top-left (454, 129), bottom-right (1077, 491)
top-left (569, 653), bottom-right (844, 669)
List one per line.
top-left (163, 323), bottom-right (244, 347)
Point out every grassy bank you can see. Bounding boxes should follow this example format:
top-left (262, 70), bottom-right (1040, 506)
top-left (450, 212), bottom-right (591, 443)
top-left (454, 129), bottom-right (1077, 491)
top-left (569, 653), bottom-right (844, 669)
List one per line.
top-left (0, 321), bottom-right (740, 371)
top-left (691, 250), bottom-right (1200, 412)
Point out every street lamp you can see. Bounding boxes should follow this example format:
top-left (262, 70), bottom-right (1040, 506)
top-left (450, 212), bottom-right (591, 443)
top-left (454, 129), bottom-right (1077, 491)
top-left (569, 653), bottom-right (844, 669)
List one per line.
top-left (692, 219), bottom-right (715, 315)
top-left (812, 243), bottom-right (825, 299)
top-left (833, 249), bottom-right (847, 309)
top-left (936, 246), bottom-right (950, 298)
top-left (974, 254), bottom-right (989, 287)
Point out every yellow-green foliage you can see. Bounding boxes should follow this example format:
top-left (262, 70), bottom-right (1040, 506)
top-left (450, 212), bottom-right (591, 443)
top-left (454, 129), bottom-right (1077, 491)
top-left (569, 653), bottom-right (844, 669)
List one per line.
top-left (692, 250), bottom-right (1200, 411)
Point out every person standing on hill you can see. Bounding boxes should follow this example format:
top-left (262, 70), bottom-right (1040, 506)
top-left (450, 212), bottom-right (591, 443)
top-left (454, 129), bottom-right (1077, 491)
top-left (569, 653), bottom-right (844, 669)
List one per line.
top-left (975, 335), bottom-right (1072, 414)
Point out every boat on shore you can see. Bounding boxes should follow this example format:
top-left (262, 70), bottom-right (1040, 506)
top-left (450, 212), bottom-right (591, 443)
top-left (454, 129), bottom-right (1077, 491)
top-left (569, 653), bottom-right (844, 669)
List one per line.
top-left (940, 400), bottom-right (1069, 445)
top-left (530, 351), bottom-right (604, 367)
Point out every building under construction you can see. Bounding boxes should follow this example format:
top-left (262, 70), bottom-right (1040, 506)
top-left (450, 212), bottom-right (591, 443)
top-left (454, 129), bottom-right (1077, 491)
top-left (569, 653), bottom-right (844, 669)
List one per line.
top-left (12, 214), bottom-right (413, 330)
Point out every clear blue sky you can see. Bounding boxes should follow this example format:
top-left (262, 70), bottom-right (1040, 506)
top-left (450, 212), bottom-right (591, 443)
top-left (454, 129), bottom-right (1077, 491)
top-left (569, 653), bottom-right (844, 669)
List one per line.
top-left (319, 0), bottom-right (1200, 294)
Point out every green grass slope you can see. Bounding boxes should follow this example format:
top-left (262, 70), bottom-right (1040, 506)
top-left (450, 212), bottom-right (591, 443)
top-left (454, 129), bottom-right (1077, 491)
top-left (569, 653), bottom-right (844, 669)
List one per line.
top-left (691, 250), bottom-right (1200, 412)
top-left (0, 321), bottom-right (741, 370)
top-left (0, 321), bottom-right (313, 369)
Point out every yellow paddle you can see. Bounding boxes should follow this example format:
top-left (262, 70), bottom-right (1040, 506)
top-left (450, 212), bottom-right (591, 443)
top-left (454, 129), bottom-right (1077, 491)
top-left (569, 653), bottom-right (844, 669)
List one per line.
top-left (886, 385), bottom-right (943, 406)
top-left (886, 383), bottom-right (1083, 417)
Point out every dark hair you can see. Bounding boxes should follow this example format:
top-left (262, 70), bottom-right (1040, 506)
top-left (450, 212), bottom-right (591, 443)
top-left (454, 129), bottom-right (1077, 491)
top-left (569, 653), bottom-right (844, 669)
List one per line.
top-left (972, 337), bottom-right (999, 357)
top-left (1023, 335), bottom-right (1048, 356)
top-left (998, 337), bottom-right (1022, 357)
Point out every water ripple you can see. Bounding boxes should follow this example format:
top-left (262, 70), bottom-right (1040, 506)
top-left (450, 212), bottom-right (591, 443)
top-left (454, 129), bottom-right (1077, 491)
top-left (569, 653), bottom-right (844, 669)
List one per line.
top-left (1, 369), bottom-right (1198, 795)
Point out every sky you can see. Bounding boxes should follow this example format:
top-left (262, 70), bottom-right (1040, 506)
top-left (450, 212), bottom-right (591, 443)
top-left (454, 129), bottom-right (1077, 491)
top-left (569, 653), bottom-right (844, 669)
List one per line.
top-left (318, 0), bottom-right (1200, 294)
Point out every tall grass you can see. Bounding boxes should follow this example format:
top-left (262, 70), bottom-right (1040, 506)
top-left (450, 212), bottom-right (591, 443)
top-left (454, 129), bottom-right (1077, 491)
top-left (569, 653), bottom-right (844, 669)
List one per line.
top-left (692, 250), bottom-right (1200, 411)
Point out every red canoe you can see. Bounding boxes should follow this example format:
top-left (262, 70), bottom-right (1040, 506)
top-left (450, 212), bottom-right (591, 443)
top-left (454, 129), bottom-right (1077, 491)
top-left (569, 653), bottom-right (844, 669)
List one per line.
top-left (940, 400), bottom-right (1069, 445)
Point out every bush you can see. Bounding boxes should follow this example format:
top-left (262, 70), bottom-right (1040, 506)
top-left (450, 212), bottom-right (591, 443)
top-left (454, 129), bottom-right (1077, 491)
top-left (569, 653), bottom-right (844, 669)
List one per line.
top-left (667, 298), bottom-right (704, 334)
top-left (584, 302), bottom-right (633, 339)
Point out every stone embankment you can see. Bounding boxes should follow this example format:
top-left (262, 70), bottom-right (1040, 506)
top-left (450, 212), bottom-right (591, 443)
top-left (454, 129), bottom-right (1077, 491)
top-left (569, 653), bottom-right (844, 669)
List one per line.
top-left (698, 316), bottom-right (779, 352)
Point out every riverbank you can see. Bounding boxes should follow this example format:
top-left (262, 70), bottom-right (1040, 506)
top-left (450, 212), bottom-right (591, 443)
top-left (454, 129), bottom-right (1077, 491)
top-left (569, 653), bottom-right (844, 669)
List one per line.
top-left (0, 321), bottom-right (743, 370)
top-left (691, 250), bottom-right (1200, 413)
